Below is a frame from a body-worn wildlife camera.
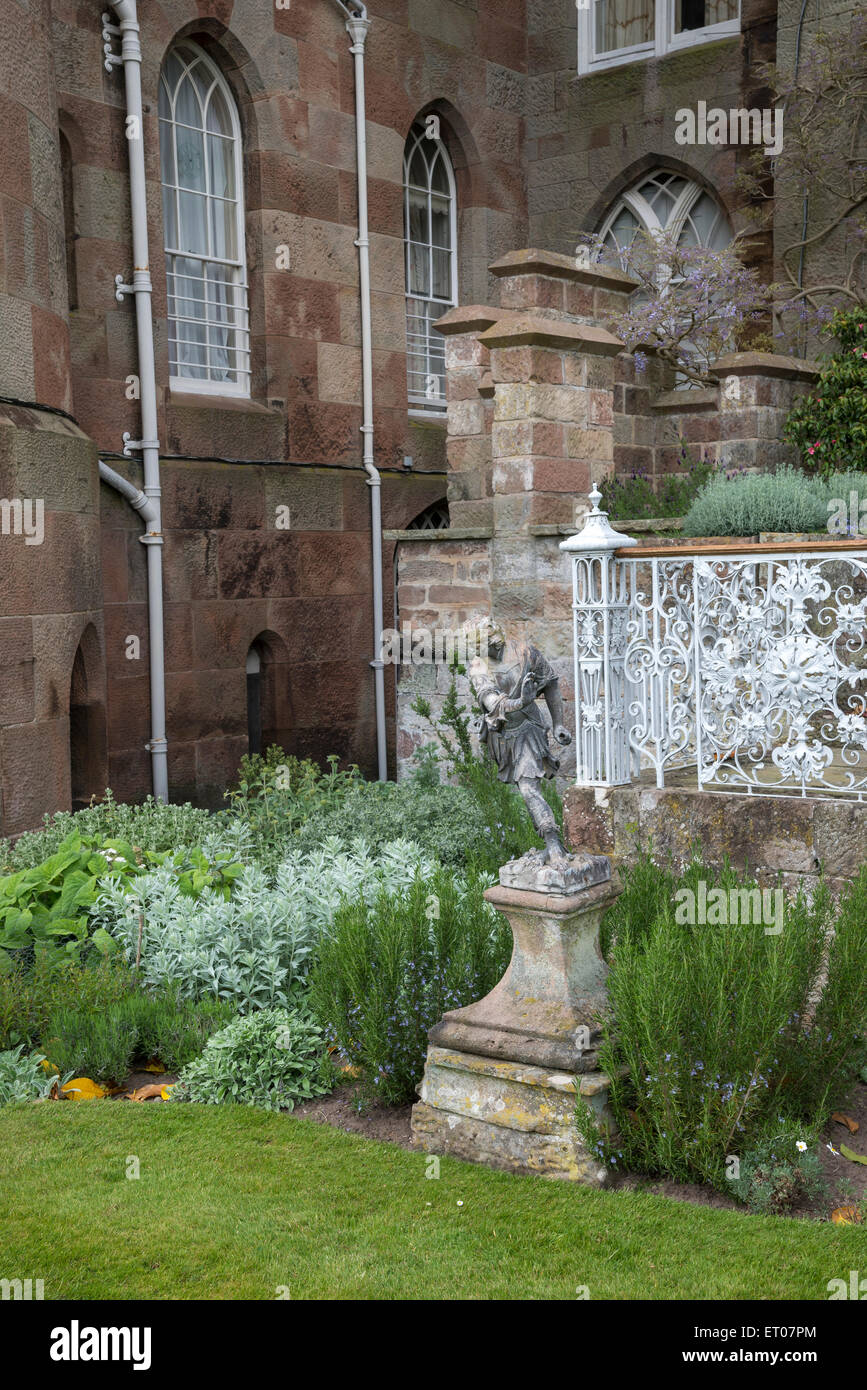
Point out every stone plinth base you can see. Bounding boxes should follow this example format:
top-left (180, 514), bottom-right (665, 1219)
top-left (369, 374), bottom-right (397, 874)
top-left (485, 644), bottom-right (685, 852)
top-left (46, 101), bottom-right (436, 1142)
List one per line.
top-left (411, 862), bottom-right (622, 1183)
top-left (412, 1046), bottom-right (612, 1183)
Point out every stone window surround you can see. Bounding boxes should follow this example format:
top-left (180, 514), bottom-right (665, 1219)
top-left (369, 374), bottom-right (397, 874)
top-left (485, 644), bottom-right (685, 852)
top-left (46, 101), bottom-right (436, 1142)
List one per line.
top-left (576, 0), bottom-right (741, 76)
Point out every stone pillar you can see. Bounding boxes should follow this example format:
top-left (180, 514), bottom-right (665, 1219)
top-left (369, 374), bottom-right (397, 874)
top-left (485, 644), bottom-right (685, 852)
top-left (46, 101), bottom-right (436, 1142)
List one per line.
top-left (435, 305), bottom-right (507, 531)
top-left (411, 857), bottom-right (623, 1183)
top-left (709, 351), bottom-right (821, 472)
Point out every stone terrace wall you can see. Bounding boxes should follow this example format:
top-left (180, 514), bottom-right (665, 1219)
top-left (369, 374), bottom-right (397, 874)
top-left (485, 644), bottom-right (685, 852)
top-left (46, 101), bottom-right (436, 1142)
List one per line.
top-left (565, 784), bottom-right (867, 894)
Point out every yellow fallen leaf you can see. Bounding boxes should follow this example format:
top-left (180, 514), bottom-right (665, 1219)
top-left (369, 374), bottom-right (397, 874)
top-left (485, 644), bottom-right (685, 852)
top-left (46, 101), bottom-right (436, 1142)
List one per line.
top-left (160, 1085), bottom-right (175, 1100)
top-left (831, 1206), bottom-right (863, 1225)
top-left (61, 1077), bottom-right (107, 1101)
top-left (142, 1059), bottom-right (166, 1073)
top-left (125, 1083), bottom-right (166, 1102)
top-left (832, 1112), bottom-right (860, 1134)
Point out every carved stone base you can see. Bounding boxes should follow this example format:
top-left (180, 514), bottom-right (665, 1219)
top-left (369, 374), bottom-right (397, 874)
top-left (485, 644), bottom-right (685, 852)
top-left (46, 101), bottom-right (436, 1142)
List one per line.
top-left (429, 875), bottom-right (622, 1071)
top-left (410, 858), bottom-right (623, 1184)
top-left (411, 1047), bottom-right (613, 1184)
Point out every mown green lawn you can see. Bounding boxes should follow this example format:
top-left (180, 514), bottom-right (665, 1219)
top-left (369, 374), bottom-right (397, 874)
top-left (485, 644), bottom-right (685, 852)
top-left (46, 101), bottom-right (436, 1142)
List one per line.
top-left (0, 1103), bottom-right (861, 1300)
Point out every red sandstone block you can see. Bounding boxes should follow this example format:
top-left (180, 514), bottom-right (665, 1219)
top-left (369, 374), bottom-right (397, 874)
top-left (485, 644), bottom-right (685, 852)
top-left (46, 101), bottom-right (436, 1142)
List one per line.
top-left (99, 528), bottom-right (130, 604)
top-left (289, 400), bottom-right (361, 465)
top-left (102, 602), bottom-right (148, 681)
top-left (295, 531), bottom-right (371, 596)
top-left (498, 275), bottom-right (566, 314)
top-left (532, 458), bottom-right (590, 494)
top-left (162, 464), bottom-right (265, 531)
top-left (162, 530), bottom-right (220, 603)
top-left (427, 585), bottom-right (491, 606)
top-left (0, 616), bottom-right (34, 723)
top-left (264, 273), bottom-right (341, 340)
top-left (297, 40), bottom-right (340, 110)
top-left (0, 720), bottom-right (70, 837)
top-left (217, 531), bottom-right (300, 600)
top-left (192, 600), bottom-right (271, 670)
top-left (492, 345), bottom-right (564, 384)
top-left (164, 669), bottom-right (247, 743)
top-left (259, 152), bottom-right (341, 222)
top-left (588, 390), bottom-right (614, 426)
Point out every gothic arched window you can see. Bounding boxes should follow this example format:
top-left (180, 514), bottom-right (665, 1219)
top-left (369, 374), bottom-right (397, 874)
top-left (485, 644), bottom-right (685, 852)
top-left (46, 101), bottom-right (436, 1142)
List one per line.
top-left (599, 170), bottom-right (732, 257)
top-left (403, 120), bottom-right (458, 413)
top-left (159, 42), bottom-right (250, 395)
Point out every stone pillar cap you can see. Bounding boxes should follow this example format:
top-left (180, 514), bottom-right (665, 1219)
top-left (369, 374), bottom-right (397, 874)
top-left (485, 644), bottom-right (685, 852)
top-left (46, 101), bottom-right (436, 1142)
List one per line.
top-left (489, 248), bottom-right (638, 293)
top-left (709, 351), bottom-right (820, 381)
top-left (434, 305), bottom-right (511, 335)
top-left (477, 314), bottom-right (623, 355)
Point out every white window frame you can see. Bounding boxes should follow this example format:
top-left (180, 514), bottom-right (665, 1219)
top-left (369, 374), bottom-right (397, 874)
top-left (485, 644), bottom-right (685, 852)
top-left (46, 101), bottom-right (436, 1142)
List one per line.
top-left (577, 0), bottom-right (741, 75)
top-left (159, 41), bottom-right (251, 398)
top-left (403, 122), bottom-right (458, 416)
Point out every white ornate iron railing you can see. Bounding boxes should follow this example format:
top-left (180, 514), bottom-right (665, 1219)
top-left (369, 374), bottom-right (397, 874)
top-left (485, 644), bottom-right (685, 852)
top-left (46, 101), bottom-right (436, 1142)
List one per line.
top-left (561, 488), bottom-right (867, 800)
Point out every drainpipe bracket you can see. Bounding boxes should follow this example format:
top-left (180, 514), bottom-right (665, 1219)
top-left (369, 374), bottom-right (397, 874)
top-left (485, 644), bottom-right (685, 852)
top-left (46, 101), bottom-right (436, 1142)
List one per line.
top-left (139, 531), bottom-right (164, 547)
top-left (115, 274), bottom-right (134, 301)
top-left (123, 432), bottom-right (160, 456)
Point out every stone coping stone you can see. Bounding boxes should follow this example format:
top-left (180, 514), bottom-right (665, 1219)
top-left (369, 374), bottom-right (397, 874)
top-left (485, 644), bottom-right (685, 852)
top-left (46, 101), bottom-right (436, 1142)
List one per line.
top-left (383, 526), bottom-right (493, 542)
top-left (478, 314), bottom-right (623, 356)
top-left (433, 304), bottom-right (511, 335)
top-left (709, 351), bottom-right (820, 381)
top-left (489, 248), bottom-right (638, 294)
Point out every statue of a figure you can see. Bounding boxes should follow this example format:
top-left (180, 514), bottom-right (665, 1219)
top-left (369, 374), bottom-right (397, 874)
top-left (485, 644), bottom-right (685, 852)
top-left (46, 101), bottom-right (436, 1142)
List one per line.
top-left (469, 636), bottom-right (572, 863)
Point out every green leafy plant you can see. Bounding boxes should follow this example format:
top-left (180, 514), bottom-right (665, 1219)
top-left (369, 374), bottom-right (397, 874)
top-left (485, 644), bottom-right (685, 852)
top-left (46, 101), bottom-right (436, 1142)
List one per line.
top-left (172, 1007), bottom-right (334, 1112)
top-left (292, 782), bottom-right (490, 869)
top-left (785, 309), bottom-right (867, 476)
top-left (0, 954), bottom-right (137, 1050)
top-left (92, 837), bottom-right (435, 1012)
top-left (729, 1123), bottom-right (828, 1214)
top-left (310, 868), bottom-right (511, 1107)
top-left (681, 464), bottom-right (829, 537)
top-left (600, 444), bottom-right (714, 521)
top-left (0, 834), bottom-right (145, 967)
top-left (223, 748), bottom-right (364, 872)
top-left (0, 791), bottom-right (215, 872)
top-left (0, 1045), bottom-right (61, 1105)
top-left (588, 853), bottom-right (867, 1190)
top-left (43, 989), bottom-right (236, 1086)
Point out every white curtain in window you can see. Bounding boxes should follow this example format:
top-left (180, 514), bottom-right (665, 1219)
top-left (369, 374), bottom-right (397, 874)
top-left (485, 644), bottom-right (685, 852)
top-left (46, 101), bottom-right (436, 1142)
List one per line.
top-left (595, 0), bottom-right (655, 53)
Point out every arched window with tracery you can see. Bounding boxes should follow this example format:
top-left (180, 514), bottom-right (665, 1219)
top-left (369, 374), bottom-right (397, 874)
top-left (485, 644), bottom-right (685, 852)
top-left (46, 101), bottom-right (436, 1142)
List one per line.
top-left (599, 170), bottom-right (732, 257)
top-left (159, 41), bottom-right (250, 395)
top-left (403, 120), bottom-right (458, 413)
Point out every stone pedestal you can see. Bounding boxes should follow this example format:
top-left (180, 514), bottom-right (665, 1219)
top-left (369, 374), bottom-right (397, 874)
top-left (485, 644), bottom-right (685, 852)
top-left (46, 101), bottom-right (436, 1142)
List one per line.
top-left (411, 857), bottom-right (622, 1183)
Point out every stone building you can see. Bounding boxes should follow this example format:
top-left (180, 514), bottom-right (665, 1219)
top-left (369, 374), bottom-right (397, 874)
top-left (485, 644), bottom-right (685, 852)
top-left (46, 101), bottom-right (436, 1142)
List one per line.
top-left (0, 0), bottom-right (857, 835)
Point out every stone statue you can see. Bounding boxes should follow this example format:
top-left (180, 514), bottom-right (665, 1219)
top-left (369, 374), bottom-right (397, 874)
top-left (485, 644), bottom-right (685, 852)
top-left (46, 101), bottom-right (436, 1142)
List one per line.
top-left (468, 636), bottom-right (573, 865)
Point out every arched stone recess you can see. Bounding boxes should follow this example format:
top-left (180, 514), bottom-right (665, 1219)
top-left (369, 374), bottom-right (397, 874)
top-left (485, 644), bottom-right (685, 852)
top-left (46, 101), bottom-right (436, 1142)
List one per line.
top-left (68, 622), bottom-right (109, 812)
top-left (244, 629), bottom-right (292, 756)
